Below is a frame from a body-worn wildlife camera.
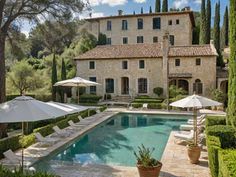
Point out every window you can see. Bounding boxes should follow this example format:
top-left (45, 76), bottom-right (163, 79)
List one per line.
top-left (175, 59), bottom-right (180, 66)
top-left (153, 36), bottom-right (158, 43)
top-left (105, 78), bottom-right (114, 93)
top-left (89, 77), bottom-right (96, 94)
top-left (123, 37), bottom-right (128, 44)
top-left (153, 17), bottom-right (161, 29)
top-left (196, 58), bottom-right (201, 66)
top-left (137, 18), bottom-right (143, 29)
top-left (122, 61), bottom-right (128, 69)
top-left (168, 20), bottom-right (172, 25)
top-left (137, 36), bottom-right (144, 43)
top-left (139, 60), bottom-right (145, 69)
top-left (106, 38), bottom-right (111, 45)
top-left (176, 19), bottom-right (180, 24)
top-left (89, 61), bottom-right (95, 69)
top-left (107, 21), bottom-right (112, 31)
top-left (170, 35), bottom-right (175, 45)
top-left (122, 20), bottom-right (128, 30)
top-left (193, 79), bottom-right (203, 94)
top-left (138, 78), bottom-right (148, 93)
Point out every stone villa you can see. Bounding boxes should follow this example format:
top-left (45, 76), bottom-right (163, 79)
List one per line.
top-left (75, 10), bottom-right (228, 98)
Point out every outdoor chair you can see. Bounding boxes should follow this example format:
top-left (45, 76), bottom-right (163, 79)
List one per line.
top-left (68, 120), bottom-right (85, 128)
top-left (180, 119), bottom-right (206, 131)
top-left (35, 132), bottom-right (58, 146)
top-left (187, 114), bottom-right (206, 124)
top-left (174, 130), bottom-right (205, 144)
top-left (53, 126), bottom-right (72, 137)
top-left (142, 103), bottom-right (148, 110)
top-left (3, 149), bottom-right (31, 167)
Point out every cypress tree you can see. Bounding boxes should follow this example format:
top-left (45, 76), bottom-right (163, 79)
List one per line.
top-left (227, 0), bottom-right (236, 127)
top-left (200, 0), bottom-right (207, 44)
top-left (214, 2), bottom-right (223, 66)
top-left (60, 58), bottom-right (66, 103)
top-left (51, 53), bottom-right (57, 101)
top-left (162, 0), bottom-right (168, 12)
top-left (222, 6), bottom-right (229, 47)
top-left (206, 0), bottom-right (211, 44)
top-left (133, 11), bottom-right (136, 15)
top-left (155, 0), bottom-right (161, 12)
top-left (141, 7), bottom-right (143, 14)
top-left (149, 6), bottom-right (152, 13)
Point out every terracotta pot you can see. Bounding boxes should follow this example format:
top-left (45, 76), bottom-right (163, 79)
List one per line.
top-left (137, 163), bottom-right (162, 177)
top-left (187, 145), bottom-right (201, 164)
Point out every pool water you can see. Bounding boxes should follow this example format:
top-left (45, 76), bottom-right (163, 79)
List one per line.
top-left (34, 113), bottom-right (188, 170)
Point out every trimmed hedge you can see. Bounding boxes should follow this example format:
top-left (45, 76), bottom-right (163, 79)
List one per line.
top-left (206, 116), bottom-right (226, 127)
top-left (218, 149), bottom-right (236, 177)
top-left (207, 135), bottom-right (221, 177)
top-left (206, 125), bottom-right (236, 148)
top-left (132, 99), bottom-right (163, 104)
top-left (147, 103), bottom-right (162, 109)
top-left (79, 94), bottom-right (102, 103)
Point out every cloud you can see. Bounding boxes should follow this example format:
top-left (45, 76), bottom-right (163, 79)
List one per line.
top-left (133, 0), bottom-right (146, 3)
top-left (173, 0), bottom-right (189, 9)
top-left (89, 0), bottom-right (127, 7)
top-left (194, 0), bottom-right (201, 4)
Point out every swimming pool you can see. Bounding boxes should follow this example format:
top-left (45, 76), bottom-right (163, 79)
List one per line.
top-left (34, 113), bottom-right (188, 171)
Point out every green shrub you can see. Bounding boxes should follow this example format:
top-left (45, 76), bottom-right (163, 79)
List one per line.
top-left (79, 94), bottom-right (102, 103)
top-left (169, 85), bottom-right (187, 98)
top-left (147, 103), bottom-right (162, 109)
top-left (131, 103), bottom-right (143, 108)
top-left (207, 135), bottom-right (221, 177)
top-left (99, 106), bottom-right (107, 112)
top-left (206, 116), bottom-right (226, 127)
top-left (20, 134), bottom-right (36, 148)
top-left (135, 95), bottom-right (150, 99)
top-left (206, 125), bottom-right (236, 148)
top-left (132, 99), bottom-right (163, 104)
top-left (218, 149), bottom-right (236, 177)
top-left (153, 87), bottom-right (163, 97)
top-left (0, 135), bottom-right (21, 158)
top-left (35, 94), bottom-right (52, 102)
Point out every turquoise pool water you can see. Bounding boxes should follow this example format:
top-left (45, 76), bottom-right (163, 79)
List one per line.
top-left (34, 113), bottom-right (188, 170)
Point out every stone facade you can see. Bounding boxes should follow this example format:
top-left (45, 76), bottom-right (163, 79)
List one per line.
top-left (84, 11), bottom-right (194, 46)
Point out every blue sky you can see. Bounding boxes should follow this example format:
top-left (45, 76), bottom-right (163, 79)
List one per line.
top-left (21, 0), bottom-right (229, 36)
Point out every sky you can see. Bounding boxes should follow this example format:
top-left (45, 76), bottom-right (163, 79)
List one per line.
top-left (21, 0), bottom-right (229, 36)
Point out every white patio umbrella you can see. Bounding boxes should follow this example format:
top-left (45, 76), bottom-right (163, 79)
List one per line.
top-left (0, 96), bottom-right (68, 169)
top-left (170, 94), bottom-right (222, 146)
top-left (54, 77), bottom-right (100, 104)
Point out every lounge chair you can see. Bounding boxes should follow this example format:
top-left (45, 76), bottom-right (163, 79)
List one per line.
top-left (3, 149), bottom-right (30, 167)
top-left (142, 103), bottom-right (148, 110)
top-left (78, 116), bottom-right (94, 123)
top-left (187, 114), bottom-right (206, 124)
top-left (96, 109), bottom-right (101, 114)
top-left (174, 130), bottom-right (194, 141)
top-left (53, 126), bottom-right (71, 137)
top-left (35, 132), bottom-right (58, 146)
top-left (68, 120), bottom-right (85, 128)
top-left (180, 119), bottom-right (205, 131)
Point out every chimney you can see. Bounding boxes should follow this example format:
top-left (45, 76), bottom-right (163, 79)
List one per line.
top-left (162, 31), bottom-right (170, 98)
top-left (118, 10), bottom-right (123, 16)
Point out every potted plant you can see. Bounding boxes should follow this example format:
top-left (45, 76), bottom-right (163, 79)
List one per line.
top-left (187, 141), bottom-right (201, 164)
top-left (134, 144), bottom-right (162, 177)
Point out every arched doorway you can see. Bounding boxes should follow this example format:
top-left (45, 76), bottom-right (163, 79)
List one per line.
top-left (193, 79), bottom-right (203, 94)
top-left (121, 77), bottom-right (129, 95)
top-left (169, 79), bottom-right (189, 94)
top-left (220, 80), bottom-right (228, 94)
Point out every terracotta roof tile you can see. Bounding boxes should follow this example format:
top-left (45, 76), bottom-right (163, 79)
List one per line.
top-left (75, 43), bottom-right (217, 60)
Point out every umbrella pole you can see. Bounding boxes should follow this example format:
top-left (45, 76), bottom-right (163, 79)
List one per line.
top-left (77, 85), bottom-right (80, 104)
top-left (21, 122), bottom-right (24, 171)
top-left (193, 108), bottom-right (197, 146)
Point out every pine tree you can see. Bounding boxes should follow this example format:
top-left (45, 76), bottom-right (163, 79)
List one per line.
top-left (51, 54), bottom-right (57, 101)
top-left (162, 0), bottom-right (168, 12)
top-left (155, 0), bottom-right (161, 12)
top-left (141, 7), bottom-right (143, 14)
top-left (206, 0), bottom-right (211, 44)
top-left (60, 58), bottom-right (66, 102)
top-left (222, 6), bottom-right (229, 47)
top-left (149, 6), bottom-right (152, 13)
top-left (227, 0), bottom-right (236, 127)
top-left (214, 2), bottom-right (224, 66)
top-left (200, 0), bottom-right (207, 44)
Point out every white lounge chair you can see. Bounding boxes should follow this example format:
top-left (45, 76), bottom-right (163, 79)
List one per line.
top-left (174, 130), bottom-right (194, 141)
top-left (68, 120), bottom-right (85, 128)
top-left (142, 103), bottom-right (148, 110)
top-left (78, 116), bottom-right (94, 123)
top-left (53, 126), bottom-right (71, 137)
top-left (180, 119), bottom-right (205, 131)
top-left (35, 132), bottom-right (58, 146)
top-left (3, 149), bottom-right (30, 167)
top-left (96, 109), bottom-right (101, 114)
top-left (187, 114), bottom-right (206, 124)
